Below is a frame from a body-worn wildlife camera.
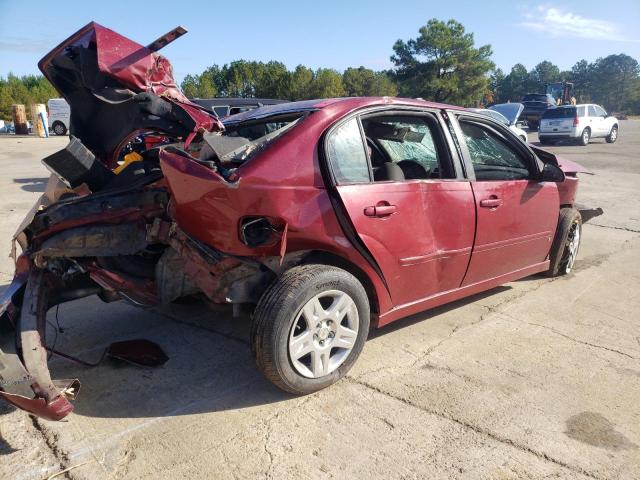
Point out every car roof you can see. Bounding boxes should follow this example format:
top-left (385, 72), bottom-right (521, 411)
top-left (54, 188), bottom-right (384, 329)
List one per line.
top-left (192, 97), bottom-right (288, 107)
top-left (223, 97), bottom-right (468, 124)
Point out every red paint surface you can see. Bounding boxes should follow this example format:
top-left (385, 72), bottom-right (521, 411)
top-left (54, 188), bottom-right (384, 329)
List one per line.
top-left (161, 97), bottom-right (585, 321)
top-left (337, 181), bottom-right (475, 306)
top-left (463, 180), bottom-right (559, 285)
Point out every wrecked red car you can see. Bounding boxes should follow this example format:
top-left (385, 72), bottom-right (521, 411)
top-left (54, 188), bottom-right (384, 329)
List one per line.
top-left (0, 23), bottom-right (602, 421)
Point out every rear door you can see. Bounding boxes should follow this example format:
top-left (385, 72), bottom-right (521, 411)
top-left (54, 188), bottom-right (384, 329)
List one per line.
top-left (449, 114), bottom-right (559, 285)
top-left (325, 110), bottom-right (475, 307)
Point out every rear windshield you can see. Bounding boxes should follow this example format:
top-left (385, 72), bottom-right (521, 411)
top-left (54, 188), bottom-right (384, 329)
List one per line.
top-left (200, 113), bottom-right (305, 165)
top-left (542, 107), bottom-right (576, 119)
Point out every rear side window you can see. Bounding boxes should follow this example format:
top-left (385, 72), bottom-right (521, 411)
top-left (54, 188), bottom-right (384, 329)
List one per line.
top-left (327, 118), bottom-right (370, 184)
top-left (588, 105), bottom-right (598, 117)
top-left (361, 114), bottom-right (455, 180)
top-left (459, 120), bottom-right (531, 181)
top-left (577, 106), bottom-right (586, 117)
top-left (542, 107), bottom-right (576, 119)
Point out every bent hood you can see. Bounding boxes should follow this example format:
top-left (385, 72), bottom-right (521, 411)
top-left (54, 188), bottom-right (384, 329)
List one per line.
top-left (490, 103), bottom-right (524, 125)
top-left (38, 22), bottom-right (222, 164)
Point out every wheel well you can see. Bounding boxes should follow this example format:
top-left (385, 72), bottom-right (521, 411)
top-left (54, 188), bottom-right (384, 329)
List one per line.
top-left (301, 250), bottom-right (379, 315)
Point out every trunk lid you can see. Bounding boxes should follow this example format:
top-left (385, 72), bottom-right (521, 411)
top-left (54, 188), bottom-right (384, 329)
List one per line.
top-left (38, 22), bottom-right (222, 164)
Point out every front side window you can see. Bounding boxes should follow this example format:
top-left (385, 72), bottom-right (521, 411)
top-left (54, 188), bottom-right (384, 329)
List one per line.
top-left (327, 117), bottom-right (370, 184)
top-left (595, 105), bottom-right (607, 117)
top-left (459, 120), bottom-right (531, 181)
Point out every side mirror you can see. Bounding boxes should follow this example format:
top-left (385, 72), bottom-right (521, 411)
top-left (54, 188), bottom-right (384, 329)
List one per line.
top-left (541, 162), bottom-right (565, 183)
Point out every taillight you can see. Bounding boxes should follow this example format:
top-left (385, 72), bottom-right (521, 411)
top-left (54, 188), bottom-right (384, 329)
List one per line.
top-left (573, 116), bottom-right (579, 126)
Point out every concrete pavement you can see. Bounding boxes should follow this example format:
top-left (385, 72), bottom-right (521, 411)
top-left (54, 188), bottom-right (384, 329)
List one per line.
top-left (0, 123), bottom-right (638, 479)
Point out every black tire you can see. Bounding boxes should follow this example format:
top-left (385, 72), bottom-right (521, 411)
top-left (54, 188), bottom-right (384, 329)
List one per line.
top-left (606, 125), bottom-right (618, 143)
top-left (548, 207), bottom-right (582, 277)
top-left (578, 128), bottom-right (590, 146)
top-left (52, 121), bottom-right (67, 136)
top-left (251, 264), bottom-right (370, 395)
top-left (539, 136), bottom-right (551, 145)
top-left (529, 121), bottom-right (539, 131)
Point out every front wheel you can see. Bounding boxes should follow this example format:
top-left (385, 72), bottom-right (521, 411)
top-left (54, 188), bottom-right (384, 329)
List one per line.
top-left (548, 208), bottom-right (582, 276)
top-left (606, 126), bottom-right (618, 143)
top-left (251, 264), bottom-right (370, 394)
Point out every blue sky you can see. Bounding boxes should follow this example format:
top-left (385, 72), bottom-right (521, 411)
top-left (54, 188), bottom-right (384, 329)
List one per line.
top-left (1, 0), bottom-right (639, 83)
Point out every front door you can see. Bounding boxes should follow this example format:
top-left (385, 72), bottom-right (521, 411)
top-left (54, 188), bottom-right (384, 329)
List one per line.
top-left (451, 115), bottom-right (559, 286)
top-left (325, 112), bottom-right (475, 307)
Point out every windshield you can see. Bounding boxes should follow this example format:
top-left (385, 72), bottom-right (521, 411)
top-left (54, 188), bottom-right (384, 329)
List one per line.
top-left (542, 107), bottom-right (576, 119)
top-left (490, 103), bottom-right (524, 124)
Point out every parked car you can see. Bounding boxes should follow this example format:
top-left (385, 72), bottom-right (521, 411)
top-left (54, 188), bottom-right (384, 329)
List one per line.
top-left (521, 93), bottom-right (556, 130)
top-left (472, 103), bottom-right (528, 142)
top-left (0, 22), bottom-right (601, 422)
top-left (47, 98), bottom-right (71, 135)
top-left (0, 121), bottom-right (15, 134)
top-left (539, 104), bottom-right (618, 146)
top-left (191, 97), bottom-right (288, 118)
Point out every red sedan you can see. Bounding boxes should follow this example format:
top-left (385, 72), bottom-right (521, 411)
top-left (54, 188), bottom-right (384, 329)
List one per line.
top-left (0, 23), bottom-right (599, 421)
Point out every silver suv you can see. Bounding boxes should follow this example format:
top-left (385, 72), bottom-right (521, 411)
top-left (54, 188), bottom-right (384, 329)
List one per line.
top-left (539, 104), bottom-right (619, 146)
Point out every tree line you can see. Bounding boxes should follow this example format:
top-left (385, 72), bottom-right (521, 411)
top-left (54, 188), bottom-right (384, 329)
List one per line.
top-left (0, 74), bottom-right (57, 121)
top-left (2, 18), bottom-right (640, 121)
top-left (180, 63), bottom-right (398, 100)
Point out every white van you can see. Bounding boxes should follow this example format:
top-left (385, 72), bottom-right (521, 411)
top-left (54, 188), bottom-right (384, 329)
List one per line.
top-left (47, 98), bottom-right (70, 135)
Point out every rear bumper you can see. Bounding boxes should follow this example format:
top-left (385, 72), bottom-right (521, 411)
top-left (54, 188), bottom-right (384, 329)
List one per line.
top-left (539, 127), bottom-right (580, 139)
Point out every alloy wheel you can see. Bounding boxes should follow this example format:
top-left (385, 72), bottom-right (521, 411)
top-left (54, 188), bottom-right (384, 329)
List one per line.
top-left (288, 290), bottom-right (359, 378)
top-left (564, 221), bottom-right (581, 273)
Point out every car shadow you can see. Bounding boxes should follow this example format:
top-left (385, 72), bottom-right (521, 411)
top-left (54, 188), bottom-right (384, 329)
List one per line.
top-left (13, 177), bottom-right (48, 193)
top-left (0, 282), bottom-right (522, 422)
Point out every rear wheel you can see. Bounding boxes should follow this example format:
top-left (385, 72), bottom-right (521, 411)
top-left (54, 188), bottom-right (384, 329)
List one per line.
top-left (548, 208), bottom-right (582, 276)
top-left (606, 125), bottom-right (618, 143)
top-left (251, 264), bottom-right (370, 394)
top-left (578, 128), bottom-right (590, 146)
top-left (52, 121), bottom-right (67, 136)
